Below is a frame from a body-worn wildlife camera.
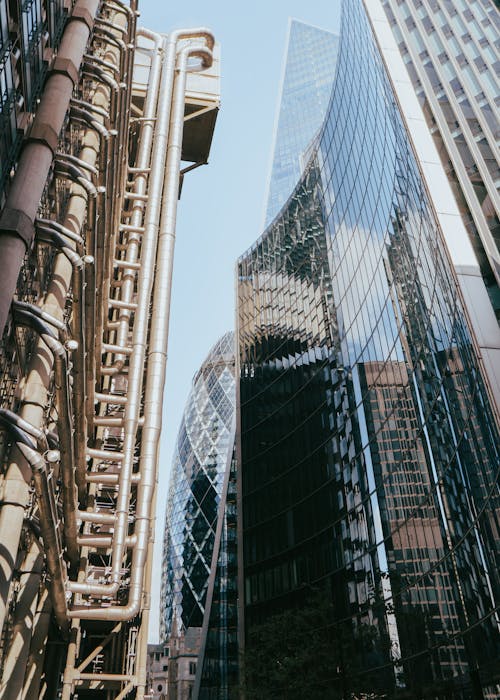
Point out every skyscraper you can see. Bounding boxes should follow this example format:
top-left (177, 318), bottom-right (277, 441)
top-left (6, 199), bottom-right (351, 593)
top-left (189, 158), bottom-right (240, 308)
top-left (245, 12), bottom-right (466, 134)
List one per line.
top-left (237, 0), bottom-right (500, 697)
top-left (0, 3), bottom-right (220, 696)
top-left (161, 332), bottom-right (238, 699)
top-left (381, 0), bottom-right (500, 321)
top-left (264, 20), bottom-right (339, 227)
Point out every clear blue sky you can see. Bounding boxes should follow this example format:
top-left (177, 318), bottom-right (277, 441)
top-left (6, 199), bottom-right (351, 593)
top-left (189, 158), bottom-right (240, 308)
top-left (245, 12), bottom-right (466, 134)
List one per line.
top-left (139, 0), bottom-right (342, 642)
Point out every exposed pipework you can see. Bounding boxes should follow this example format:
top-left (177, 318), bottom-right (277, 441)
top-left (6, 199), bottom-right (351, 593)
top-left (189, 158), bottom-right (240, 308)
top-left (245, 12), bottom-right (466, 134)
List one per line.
top-left (34, 221), bottom-right (94, 513)
top-left (11, 302), bottom-right (79, 572)
top-left (54, 156), bottom-right (99, 198)
top-left (67, 29), bottom-right (214, 617)
top-left (0, 411), bottom-right (69, 635)
top-left (0, 4), bottom-right (217, 693)
top-left (0, 0), bottom-right (101, 336)
top-left (107, 28), bottom-right (163, 374)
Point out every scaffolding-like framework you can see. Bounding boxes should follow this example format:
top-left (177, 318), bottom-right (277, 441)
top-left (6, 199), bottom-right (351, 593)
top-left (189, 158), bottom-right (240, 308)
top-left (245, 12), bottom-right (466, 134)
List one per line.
top-left (0, 1), bottom-right (219, 696)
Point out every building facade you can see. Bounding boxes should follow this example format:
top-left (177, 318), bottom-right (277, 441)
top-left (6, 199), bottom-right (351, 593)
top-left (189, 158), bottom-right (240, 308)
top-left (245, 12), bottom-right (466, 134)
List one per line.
top-left (264, 19), bottom-right (339, 227)
top-left (381, 0), bottom-right (500, 321)
top-left (146, 643), bottom-right (170, 700)
top-left (237, 0), bottom-right (500, 697)
top-left (0, 2), bottom-right (219, 697)
top-left (161, 332), bottom-right (238, 699)
top-left (0, 0), bottom-right (67, 200)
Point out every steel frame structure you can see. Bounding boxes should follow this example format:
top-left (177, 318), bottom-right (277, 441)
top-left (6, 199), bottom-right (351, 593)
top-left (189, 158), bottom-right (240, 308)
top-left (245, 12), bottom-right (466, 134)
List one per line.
top-left (0, 1), bottom-right (219, 696)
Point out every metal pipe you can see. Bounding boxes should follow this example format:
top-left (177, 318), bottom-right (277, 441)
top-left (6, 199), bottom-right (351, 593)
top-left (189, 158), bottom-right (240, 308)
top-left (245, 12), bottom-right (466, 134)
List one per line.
top-left (87, 448), bottom-right (124, 461)
top-left (82, 61), bottom-right (120, 93)
top-left (94, 391), bottom-right (129, 403)
top-left (109, 27), bottom-right (162, 372)
top-left (0, 0), bottom-right (100, 336)
top-left (18, 441), bottom-right (69, 636)
top-left (103, 0), bottom-right (135, 21)
top-left (84, 52), bottom-right (121, 76)
top-left (0, 408), bottom-right (48, 453)
top-left (0, 2), bottom-right (119, 657)
top-left (67, 28), bottom-right (205, 605)
top-left (96, 16), bottom-right (127, 36)
top-left (0, 416), bottom-right (68, 635)
top-left (70, 96), bottom-right (110, 121)
top-left (12, 305), bottom-right (79, 571)
top-left (56, 151), bottom-right (99, 177)
top-left (85, 473), bottom-right (140, 485)
top-left (33, 225), bottom-right (92, 509)
top-left (77, 511), bottom-right (116, 525)
top-left (77, 21), bottom-right (124, 452)
top-left (93, 416), bottom-right (125, 428)
top-left (84, 252), bottom-right (97, 439)
top-left (35, 224), bottom-right (84, 269)
top-left (36, 218), bottom-right (85, 251)
top-left (12, 299), bottom-right (67, 336)
top-left (74, 673), bottom-right (133, 682)
top-left (0, 151), bottom-right (96, 641)
top-left (68, 33), bottom-right (214, 618)
top-left (69, 256), bottom-right (92, 507)
top-left (90, 29), bottom-right (126, 385)
top-left (68, 28), bottom-right (175, 595)
top-left (71, 26), bottom-right (177, 600)
top-left (53, 160), bottom-right (98, 199)
top-left (76, 534), bottom-right (136, 548)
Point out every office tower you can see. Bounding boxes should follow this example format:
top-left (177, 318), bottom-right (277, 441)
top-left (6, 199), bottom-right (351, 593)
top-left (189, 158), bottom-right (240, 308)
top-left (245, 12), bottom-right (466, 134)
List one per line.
top-left (236, 0), bottom-right (500, 697)
top-left (161, 332), bottom-right (238, 699)
top-left (381, 0), bottom-right (500, 321)
top-left (0, 2), bottom-right (219, 696)
top-left (264, 20), bottom-right (339, 227)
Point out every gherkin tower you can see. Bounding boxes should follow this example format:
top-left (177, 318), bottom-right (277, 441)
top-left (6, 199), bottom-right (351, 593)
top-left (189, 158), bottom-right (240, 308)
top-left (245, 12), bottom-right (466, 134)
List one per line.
top-left (160, 332), bottom-right (238, 698)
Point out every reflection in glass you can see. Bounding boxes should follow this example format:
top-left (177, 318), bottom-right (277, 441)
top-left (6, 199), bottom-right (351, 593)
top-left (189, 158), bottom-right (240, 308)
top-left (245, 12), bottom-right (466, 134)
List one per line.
top-left (237, 0), bottom-right (500, 696)
top-left (161, 333), bottom-right (238, 699)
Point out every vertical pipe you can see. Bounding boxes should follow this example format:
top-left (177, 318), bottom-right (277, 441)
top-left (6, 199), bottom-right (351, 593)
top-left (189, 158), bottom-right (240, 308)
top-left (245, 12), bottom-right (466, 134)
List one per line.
top-left (0, 0), bottom-right (100, 335)
top-left (0, 75), bottom-right (103, 645)
top-left (68, 39), bottom-right (214, 619)
top-left (111, 28), bottom-right (162, 369)
top-left (68, 27), bottom-right (188, 600)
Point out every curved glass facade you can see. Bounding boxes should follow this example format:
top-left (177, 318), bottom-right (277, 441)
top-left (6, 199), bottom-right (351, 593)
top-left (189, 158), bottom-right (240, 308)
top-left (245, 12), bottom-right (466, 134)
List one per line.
top-left (160, 332), bottom-right (237, 696)
top-left (265, 20), bottom-right (339, 227)
top-left (237, 0), bottom-right (500, 697)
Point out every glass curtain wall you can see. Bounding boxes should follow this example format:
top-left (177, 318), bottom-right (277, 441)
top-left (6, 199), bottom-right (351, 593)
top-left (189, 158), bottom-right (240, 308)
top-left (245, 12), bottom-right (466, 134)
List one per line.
top-left (382, 0), bottom-right (500, 320)
top-left (264, 20), bottom-right (339, 227)
top-left (160, 332), bottom-right (238, 699)
top-left (237, 0), bottom-right (500, 697)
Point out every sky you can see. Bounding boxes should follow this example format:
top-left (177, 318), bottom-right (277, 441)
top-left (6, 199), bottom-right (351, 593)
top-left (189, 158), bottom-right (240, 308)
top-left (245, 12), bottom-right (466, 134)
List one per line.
top-left (137, 0), bottom-right (343, 643)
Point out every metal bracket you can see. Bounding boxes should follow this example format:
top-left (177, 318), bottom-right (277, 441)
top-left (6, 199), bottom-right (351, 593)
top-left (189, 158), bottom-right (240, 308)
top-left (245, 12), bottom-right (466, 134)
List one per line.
top-left (183, 104), bottom-right (216, 123)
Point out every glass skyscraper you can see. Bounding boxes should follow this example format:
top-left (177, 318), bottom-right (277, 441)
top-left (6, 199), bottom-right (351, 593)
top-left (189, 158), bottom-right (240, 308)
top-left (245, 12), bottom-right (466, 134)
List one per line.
top-left (237, 0), bottom-right (500, 697)
top-left (264, 20), bottom-right (339, 227)
top-left (161, 332), bottom-right (238, 699)
top-left (382, 0), bottom-right (500, 321)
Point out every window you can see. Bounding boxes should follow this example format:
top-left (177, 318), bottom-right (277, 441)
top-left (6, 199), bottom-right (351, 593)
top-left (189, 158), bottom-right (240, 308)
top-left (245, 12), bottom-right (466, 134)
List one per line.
top-left (189, 661), bottom-right (197, 675)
